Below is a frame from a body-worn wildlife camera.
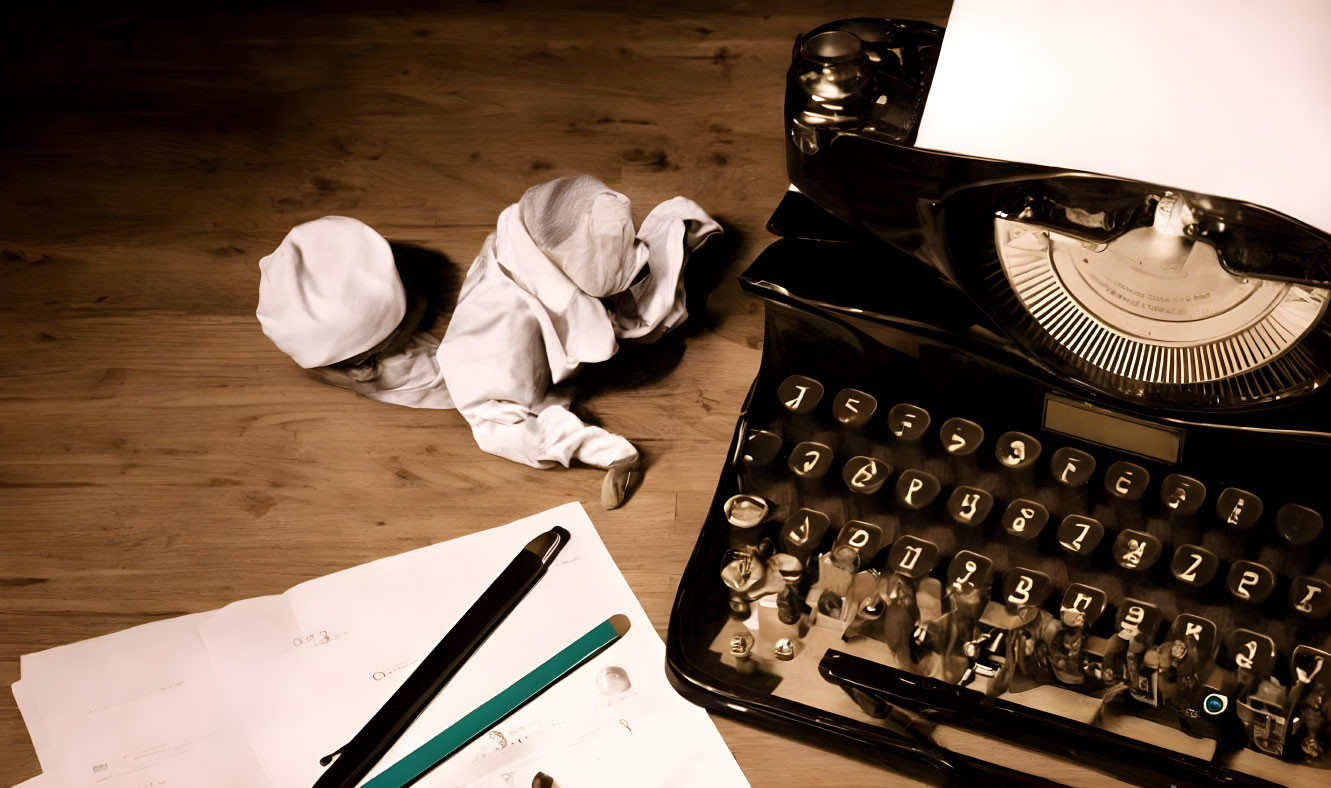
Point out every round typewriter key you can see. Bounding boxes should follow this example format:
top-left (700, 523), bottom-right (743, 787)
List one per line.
top-left (1226, 629), bottom-right (1277, 676)
top-left (1277, 503), bottom-right (1323, 546)
top-left (946, 550), bottom-right (994, 592)
top-left (722, 494), bottom-right (770, 550)
top-left (939, 417), bottom-right (984, 456)
top-left (1112, 529), bottom-right (1161, 570)
top-left (1225, 560), bottom-right (1276, 604)
top-left (721, 554), bottom-right (764, 596)
top-left (1050, 447), bottom-right (1095, 488)
top-left (1290, 577), bottom-right (1331, 619)
top-left (1203, 693), bottom-right (1228, 715)
top-left (832, 388), bottom-right (877, 428)
top-left (1001, 567), bottom-right (1051, 608)
top-left (994, 431), bottom-right (1041, 470)
top-left (1291, 646), bottom-right (1331, 688)
top-left (780, 508), bottom-right (831, 558)
top-left (740, 429), bottom-right (782, 466)
top-left (1056, 514), bottom-right (1103, 556)
top-left (1104, 461), bottom-right (1149, 501)
top-left (1114, 598), bottom-right (1161, 640)
top-left (1169, 544), bottom-right (1220, 588)
top-left (887, 535), bottom-right (939, 579)
top-left (1160, 473), bottom-right (1206, 516)
top-left (788, 441), bottom-right (833, 479)
top-left (1060, 583), bottom-right (1107, 625)
top-left (773, 637), bottom-right (796, 661)
top-left (1001, 498), bottom-right (1049, 539)
top-left (1216, 488), bottom-right (1263, 530)
top-left (832, 520), bottom-right (884, 568)
top-left (723, 494), bottom-right (769, 528)
top-left (1169, 613), bottom-right (1218, 661)
top-left (842, 455), bottom-right (890, 495)
top-left (886, 403), bottom-right (930, 441)
top-left (777, 375), bottom-right (823, 414)
top-left (895, 469), bottom-right (940, 510)
top-left (946, 486), bottom-right (994, 526)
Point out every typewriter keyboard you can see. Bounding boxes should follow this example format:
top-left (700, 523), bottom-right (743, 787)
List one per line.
top-left (711, 368), bottom-right (1331, 781)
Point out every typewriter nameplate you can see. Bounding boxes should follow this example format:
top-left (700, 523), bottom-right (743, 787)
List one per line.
top-left (1043, 395), bottom-right (1182, 464)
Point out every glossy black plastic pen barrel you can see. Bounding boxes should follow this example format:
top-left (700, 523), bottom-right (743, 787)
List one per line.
top-left (314, 525), bottom-right (571, 788)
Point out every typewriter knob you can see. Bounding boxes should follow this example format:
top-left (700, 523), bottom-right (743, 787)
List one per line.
top-left (796, 30), bottom-right (871, 103)
top-left (729, 631), bottom-right (754, 658)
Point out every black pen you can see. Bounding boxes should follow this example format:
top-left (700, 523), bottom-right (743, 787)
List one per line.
top-left (313, 525), bottom-right (571, 788)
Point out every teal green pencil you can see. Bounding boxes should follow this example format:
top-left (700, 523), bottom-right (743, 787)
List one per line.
top-left (362, 614), bottom-right (632, 788)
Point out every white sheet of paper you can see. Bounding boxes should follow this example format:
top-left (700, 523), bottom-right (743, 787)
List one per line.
top-left (196, 502), bottom-right (747, 787)
top-left (916, 0), bottom-right (1331, 233)
top-left (14, 612), bottom-right (269, 787)
top-left (12, 503), bottom-right (748, 788)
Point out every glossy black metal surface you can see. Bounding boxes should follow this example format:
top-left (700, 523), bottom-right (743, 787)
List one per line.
top-left (667, 15), bottom-right (1331, 786)
top-left (666, 231), bottom-right (1331, 785)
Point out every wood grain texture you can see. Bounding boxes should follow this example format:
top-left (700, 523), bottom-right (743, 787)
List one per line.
top-left (0, 2), bottom-right (1137, 785)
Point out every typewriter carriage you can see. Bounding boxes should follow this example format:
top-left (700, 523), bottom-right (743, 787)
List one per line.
top-left (785, 19), bottom-right (1331, 411)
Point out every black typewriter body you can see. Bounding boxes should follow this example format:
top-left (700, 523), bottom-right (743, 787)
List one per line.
top-left (666, 18), bottom-right (1331, 788)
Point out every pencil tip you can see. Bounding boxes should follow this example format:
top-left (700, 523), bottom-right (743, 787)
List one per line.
top-left (609, 614), bottom-right (631, 637)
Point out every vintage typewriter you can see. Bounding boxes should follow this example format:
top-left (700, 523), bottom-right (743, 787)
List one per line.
top-left (666, 17), bottom-right (1331, 787)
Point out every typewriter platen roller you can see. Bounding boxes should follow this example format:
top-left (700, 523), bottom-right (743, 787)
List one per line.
top-left (666, 17), bottom-right (1331, 788)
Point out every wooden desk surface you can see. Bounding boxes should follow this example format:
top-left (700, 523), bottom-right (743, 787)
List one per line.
top-left (0, 2), bottom-right (1030, 784)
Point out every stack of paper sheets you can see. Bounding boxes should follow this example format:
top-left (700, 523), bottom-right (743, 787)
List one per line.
top-left (12, 503), bottom-right (749, 787)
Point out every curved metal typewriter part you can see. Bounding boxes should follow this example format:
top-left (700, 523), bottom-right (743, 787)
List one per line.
top-left (995, 193), bottom-right (1331, 394)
